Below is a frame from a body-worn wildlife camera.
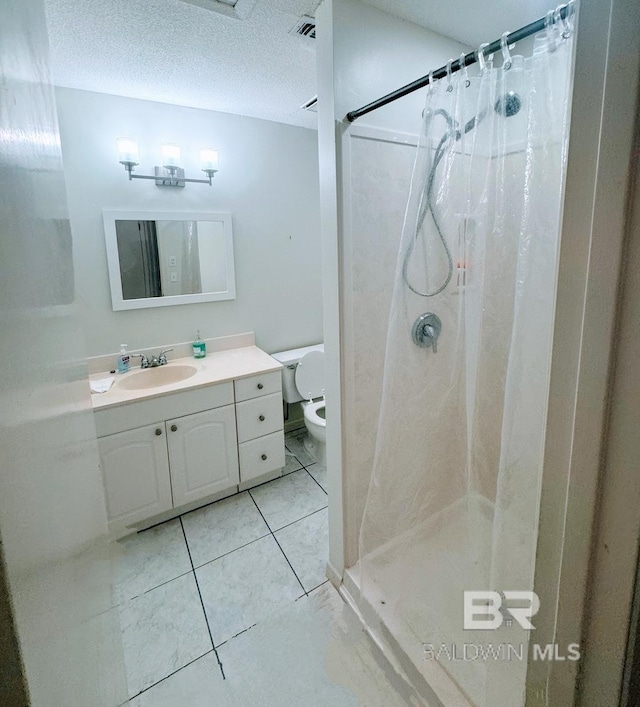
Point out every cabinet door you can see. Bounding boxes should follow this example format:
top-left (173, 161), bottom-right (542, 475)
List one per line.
top-left (167, 405), bottom-right (239, 507)
top-left (98, 424), bottom-right (173, 528)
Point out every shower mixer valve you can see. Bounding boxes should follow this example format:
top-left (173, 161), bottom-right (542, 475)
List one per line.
top-left (412, 313), bottom-right (442, 353)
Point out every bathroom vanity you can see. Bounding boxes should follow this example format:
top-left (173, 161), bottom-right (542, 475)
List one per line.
top-left (91, 343), bottom-right (284, 535)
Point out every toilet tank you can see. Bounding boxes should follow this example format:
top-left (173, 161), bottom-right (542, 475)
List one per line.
top-left (271, 344), bottom-right (324, 404)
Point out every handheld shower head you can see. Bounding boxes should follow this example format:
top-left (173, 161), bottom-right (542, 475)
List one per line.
top-left (494, 90), bottom-right (522, 117)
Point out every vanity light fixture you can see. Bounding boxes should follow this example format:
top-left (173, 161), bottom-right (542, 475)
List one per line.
top-left (116, 138), bottom-right (218, 188)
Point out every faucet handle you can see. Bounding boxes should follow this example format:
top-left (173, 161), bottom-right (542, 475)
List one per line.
top-left (158, 348), bottom-right (173, 365)
top-left (132, 353), bottom-right (149, 368)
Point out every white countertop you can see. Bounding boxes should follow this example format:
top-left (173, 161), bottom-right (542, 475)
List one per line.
top-left (90, 345), bottom-right (282, 410)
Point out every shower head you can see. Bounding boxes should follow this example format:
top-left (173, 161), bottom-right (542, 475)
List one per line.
top-left (456, 91), bottom-right (522, 139)
top-left (494, 91), bottom-right (522, 117)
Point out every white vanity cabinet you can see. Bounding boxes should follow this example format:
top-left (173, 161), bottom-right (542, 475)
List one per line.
top-left (94, 362), bottom-right (284, 534)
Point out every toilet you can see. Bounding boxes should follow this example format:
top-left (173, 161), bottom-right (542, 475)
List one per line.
top-left (272, 344), bottom-right (326, 467)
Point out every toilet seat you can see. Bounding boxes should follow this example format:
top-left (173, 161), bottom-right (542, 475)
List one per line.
top-left (295, 351), bottom-right (325, 401)
top-left (302, 400), bottom-right (326, 428)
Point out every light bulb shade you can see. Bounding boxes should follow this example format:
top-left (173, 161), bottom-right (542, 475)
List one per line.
top-left (161, 143), bottom-right (181, 168)
top-left (117, 137), bottom-right (139, 164)
top-left (200, 148), bottom-right (219, 172)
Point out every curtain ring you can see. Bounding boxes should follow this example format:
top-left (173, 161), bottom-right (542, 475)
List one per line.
top-left (428, 69), bottom-right (435, 93)
top-left (545, 10), bottom-right (558, 52)
top-left (559, 1), bottom-right (573, 38)
top-left (460, 53), bottom-right (470, 87)
top-left (500, 32), bottom-right (513, 70)
top-left (446, 59), bottom-right (454, 92)
top-left (477, 42), bottom-right (489, 74)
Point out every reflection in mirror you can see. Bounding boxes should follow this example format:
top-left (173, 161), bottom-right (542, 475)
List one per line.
top-left (115, 219), bottom-right (228, 299)
top-left (104, 211), bottom-right (235, 311)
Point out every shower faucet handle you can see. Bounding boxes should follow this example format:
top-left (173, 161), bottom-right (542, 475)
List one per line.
top-left (412, 313), bottom-right (442, 353)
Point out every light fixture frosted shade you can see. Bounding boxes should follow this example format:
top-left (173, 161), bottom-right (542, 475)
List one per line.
top-left (161, 143), bottom-right (181, 168)
top-left (200, 148), bottom-right (219, 172)
top-left (117, 137), bottom-right (139, 164)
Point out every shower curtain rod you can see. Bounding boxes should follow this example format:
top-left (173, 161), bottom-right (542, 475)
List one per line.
top-left (345, 2), bottom-right (574, 123)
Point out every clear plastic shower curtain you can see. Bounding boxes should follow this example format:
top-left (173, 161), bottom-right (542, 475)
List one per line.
top-left (357, 18), bottom-right (575, 707)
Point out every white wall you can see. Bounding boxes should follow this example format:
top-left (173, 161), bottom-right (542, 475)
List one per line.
top-left (333, 0), bottom-right (468, 133)
top-left (56, 88), bottom-right (322, 358)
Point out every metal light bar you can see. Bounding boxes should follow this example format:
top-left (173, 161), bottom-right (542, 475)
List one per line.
top-left (345, 2), bottom-right (574, 123)
top-left (121, 163), bottom-right (217, 187)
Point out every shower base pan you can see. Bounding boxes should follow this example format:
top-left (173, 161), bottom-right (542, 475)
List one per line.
top-left (341, 495), bottom-right (523, 707)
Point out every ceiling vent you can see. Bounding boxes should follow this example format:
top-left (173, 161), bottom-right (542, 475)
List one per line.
top-left (290, 16), bottom-right (316, 41)
top-left (300, 95), bottom-right (318, 113)
top-left (176, 0), bottom-right (258, 21)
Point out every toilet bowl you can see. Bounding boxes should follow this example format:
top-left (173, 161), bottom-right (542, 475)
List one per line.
top-left (302, 399), bottom-right (326, 467)
top-left (271, 345), bottom-right (327, 468)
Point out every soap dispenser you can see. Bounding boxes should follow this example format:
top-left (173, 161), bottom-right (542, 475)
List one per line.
top-left (117, 344), bottom-right (130, 373)
top-left (193, 331), bottom-right (206, 359)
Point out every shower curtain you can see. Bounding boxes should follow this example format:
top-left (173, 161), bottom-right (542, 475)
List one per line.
top-left (358, 16), bottom-right (575, 707)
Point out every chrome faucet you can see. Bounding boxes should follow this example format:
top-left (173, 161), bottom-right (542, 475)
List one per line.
top-left (132, 348), bottom-right (173, 368)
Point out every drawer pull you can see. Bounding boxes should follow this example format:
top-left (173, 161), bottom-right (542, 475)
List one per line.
top-left (259, 415), bottom-right (265, 421)
top-left (155, 428), bottom-right (162, 436)
top-left (257, 383), bottom-right (264, 390)
top-left (170, 424), bottom-right (178, 432)
top-left (261, 454), bottom-right (267, 461)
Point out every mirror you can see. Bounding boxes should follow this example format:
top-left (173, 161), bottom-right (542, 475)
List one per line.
top-left (103, 210), bottom-right (235, 310)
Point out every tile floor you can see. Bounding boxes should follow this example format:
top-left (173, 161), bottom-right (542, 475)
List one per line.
top-left (115, 428), bottom-right (350, 704)
top-left (113, 429), bottom-right (417, 705)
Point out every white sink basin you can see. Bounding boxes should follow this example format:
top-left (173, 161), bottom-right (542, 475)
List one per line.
top-left (118, 365), bottom-right (198, 391)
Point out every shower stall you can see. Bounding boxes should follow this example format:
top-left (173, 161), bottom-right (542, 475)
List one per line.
top-left (356, 16), bottom-right (575, 704)
top-left (315, 0), bottom-right (593, 704)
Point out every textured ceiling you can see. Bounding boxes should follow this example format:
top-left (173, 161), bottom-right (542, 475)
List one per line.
top-left (45, 0), bottom-right (555, 130)
top-left (45, 0), bottom-right (321, 129)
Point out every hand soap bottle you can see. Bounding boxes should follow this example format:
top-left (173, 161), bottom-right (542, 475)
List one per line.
top-left (117, 344), bottom-right (130, 373)
top-left (192, 331), bottom-right (206, 359)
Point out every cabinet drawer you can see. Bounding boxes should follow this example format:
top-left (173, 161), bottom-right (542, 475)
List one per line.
top-left (94, 381), bottom-right (234, 437)
top-left (235, 393), bottom-right (283, 443)
top-left (238, 431), bottom-right (285, 483)
top-left (234, 370), bottom-right (281, 403)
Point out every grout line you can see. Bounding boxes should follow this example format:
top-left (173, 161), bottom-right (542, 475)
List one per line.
top-left (272, 505), bottom-right (328, 534)
top-left (179, 518), bottom-right (226, 680)
top-left (132, 568), bottom-right (194, 601)
top-left (247, 492), bottom-right (308, 597)
top-left (214, 622), bottom-right (258, 649)
top-left (185, 503), bottom-right (328, 575)
top-left (126, 649), bottom-right (215, 701)
top-left (191, 532), bottom-right (271, 570)
top-left (303, 465), bottom-right (327, 494)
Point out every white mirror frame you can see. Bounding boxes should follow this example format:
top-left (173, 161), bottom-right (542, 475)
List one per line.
top-left (103, 209), bottom-right (236, 311)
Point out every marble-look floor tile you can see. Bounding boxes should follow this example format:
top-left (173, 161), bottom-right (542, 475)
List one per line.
top-left (249, 469), bottom-right (327, 531)
top-left (196, 535), bottom-right (303, 646)
top-left (285, 426), bottom-right (306, 439)
top-left (217, 582), bottom-right (412, 707)
top-left (114, 519), bottom-right (192, 604)
top-left (284, 431), bottom-right (316, 466)
top-left (306, 463), bottom-right (327, 493)
top-left (119, 573), bottom-right (212, 697)
top-left (181, 492), bottom-right (269, 568)
top-left (283, 449), bottom-right (303, 475)
top-left (129, 652), bottom-right (231, 706)
top-left (275, 509), bottom-right (329, 592)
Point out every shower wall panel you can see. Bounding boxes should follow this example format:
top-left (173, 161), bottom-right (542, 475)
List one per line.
top-left (341, 131), bottom-right (416, 563)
